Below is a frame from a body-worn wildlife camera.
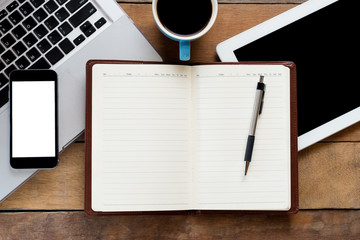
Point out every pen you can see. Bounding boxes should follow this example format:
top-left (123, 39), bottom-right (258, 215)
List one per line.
top-left (244, 76), bottom-right (266, 176)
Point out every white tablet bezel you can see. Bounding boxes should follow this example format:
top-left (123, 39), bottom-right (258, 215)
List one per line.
top-left (216, 0), bottom-right (360, 150)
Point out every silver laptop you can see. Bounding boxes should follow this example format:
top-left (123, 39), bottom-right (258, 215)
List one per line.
top-left (0, 0), bottom-right (162, 202)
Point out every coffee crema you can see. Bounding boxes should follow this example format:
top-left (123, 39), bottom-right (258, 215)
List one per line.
top-left (157, 0), bottom-right (213, 36)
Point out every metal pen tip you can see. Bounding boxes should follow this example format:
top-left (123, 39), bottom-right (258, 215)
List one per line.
top-left (259, 75), bottom-right (264, 83)
top-left (245, 161), bottom-right (250, 176)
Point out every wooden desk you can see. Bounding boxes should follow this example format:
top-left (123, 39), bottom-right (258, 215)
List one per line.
top-left (1, 1), bottom-right (359, 239)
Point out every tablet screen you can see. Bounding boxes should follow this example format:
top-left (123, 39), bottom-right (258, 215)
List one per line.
top-left (233, 1), bottom-right (359, 136)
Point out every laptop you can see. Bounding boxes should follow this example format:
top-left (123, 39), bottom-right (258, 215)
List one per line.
top-left (216, 0), bottom-right (360, 150)
top-left (0, 0), bottom-right (162, 202)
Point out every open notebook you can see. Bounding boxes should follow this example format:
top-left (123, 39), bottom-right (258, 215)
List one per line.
top-left (85, 60), bottom-right (298, 215)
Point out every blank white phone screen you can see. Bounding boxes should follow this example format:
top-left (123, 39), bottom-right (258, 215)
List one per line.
top-left (12, 81), bottom-right (56, 158)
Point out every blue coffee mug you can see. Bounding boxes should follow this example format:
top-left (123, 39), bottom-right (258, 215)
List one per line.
top-left (152, 0), bottom-right (218, 61)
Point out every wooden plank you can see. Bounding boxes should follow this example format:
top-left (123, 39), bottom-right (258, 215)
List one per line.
top-left (0, 211), bottom-right (359, 239)
top-left (0, 143), bottom-right (85, 210)
top-left (299, 142), bottom-right (360, 209)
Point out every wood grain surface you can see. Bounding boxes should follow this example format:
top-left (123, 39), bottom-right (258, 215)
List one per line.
top-left (0, 1), bottom-right (359, 239)
top-left (0, 211), bottom-right (359, 239)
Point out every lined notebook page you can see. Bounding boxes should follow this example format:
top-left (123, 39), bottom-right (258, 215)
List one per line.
top-left (192, 65), bottom-right (291, 211)
top-left (91, 64), bottom-right (193, 212)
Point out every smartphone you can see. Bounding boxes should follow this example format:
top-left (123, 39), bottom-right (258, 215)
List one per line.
top-left (10, 70), bottom-right (58, 169)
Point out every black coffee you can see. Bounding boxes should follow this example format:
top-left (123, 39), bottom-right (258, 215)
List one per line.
top-left (157, 0), bottom-right (213, 36)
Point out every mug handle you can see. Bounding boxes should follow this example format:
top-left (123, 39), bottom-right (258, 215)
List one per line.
top-left (179, 40), bottom-right (190, 61)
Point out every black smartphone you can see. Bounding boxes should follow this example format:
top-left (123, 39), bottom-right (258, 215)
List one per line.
top-left (9, 70), bottom-right (58, 169)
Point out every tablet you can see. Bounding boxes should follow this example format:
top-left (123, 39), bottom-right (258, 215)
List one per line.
top-left (216, 0), bottom-right (360, 150)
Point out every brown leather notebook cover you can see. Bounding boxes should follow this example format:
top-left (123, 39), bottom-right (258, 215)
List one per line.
top-left (85, 60), bottom-right (298, 215)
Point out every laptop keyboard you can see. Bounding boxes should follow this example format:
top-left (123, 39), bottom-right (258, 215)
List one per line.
top-left (0, 0), bottom-right (107, 108)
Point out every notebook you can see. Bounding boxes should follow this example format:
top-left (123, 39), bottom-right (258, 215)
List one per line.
top-left (216, 0), bottom-right (360, 150)
top-left (85, 60), bottom-right (298, 215)
top-left (0, 0), bottom-right (162, 202)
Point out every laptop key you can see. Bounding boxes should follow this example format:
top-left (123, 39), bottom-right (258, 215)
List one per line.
top-left (44, 16), bottom-right (59, 30)
top-left (9, 11), bottom-right (24, 25)
top-left (2, 50), bottom-right (16, 65)
top-left (15, 56), bottom-right (30, 69)
top-left (0, 73), bottom-right (8, 88)
top-left (45, 46), bottom-right (64, 65)
top-left (59, 38), bottom-right (74, 54)
top-left (68, 3), bottom-right (96, 28)
top-left (6, 1), bottom-right (19, 13)
top-left (58, 21), bottom-right (72, 36)
top-left (56, 0), bottom-right (68, 5)
top-left (80, 21), bottom-right (95, 37)
top-left (0, 19), bottom-right (13, 33)
top-left (44, 0), bottom-right (59, 14)
top-left (19, 2), bottom-right (35, 16)
top-left (26, 47), bottom-right (41, 62)
top-left (0, 10), bottom-right (8, 21)
top-left (55, 7), bottom-right (70, 22)
top-left (94, 17), bottom-right (106, 29)
top-left (66, 0), bottom-right (88, 13)
top-left (56, 0), bottom-right (69, 5)
top-left (23, 16), bottom-right (38, 31)
top-left (12, 25), bottom-right (26, 39)
top-left (30, 0), bottom-right (45, 8)
top-left (0, 61), bottom-right (5, 72)
top-left (37, 39), bottom-right (52, 53)
top-left (1, 33), bottom-right (16, 47)
top-left (33, 8), bottom-right (48, 22)
top-left (47, 30), bottom-right (62, 44)
top-left (34, 24), bottom-right (49, 39)
top-left (29, 57), bottom-right (51, 69)
top-left (12, 41), bottom-right (27, 56)
top-left (0, 85), bottom-right (9, 108)
top-left (23, 32), bottom-right (38, 47)
top-left (73, 34), bottom-right (85, 45)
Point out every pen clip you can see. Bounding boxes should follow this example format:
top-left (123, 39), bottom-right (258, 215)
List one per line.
top-left (259, 90), bottom-right (265, 115)
top-left (258, 78), bottom-right (266, 114)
